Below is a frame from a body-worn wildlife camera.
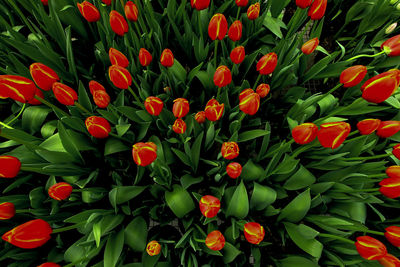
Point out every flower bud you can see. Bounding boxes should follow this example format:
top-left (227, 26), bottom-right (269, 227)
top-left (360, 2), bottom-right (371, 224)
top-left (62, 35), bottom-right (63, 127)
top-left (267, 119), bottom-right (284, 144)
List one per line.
top-left (380, 177), bottom-right (400, 198)
top-left (228, 20), bottom-right (242, 42)
top-left (77, 1), bottom-right (100, 22)
top-left (205, 230), bottom-right (225, 251)
top-left (301, 38), bottom-right (319, 55)
top-left (381, 34), bottom-right (400, 57)
top-left (145, 96), bottom-right (164, 116)
top-left (385, 23), bottom-right (397, 34)
top-left (386, 165), bottom-right (400, 178)
top-left (256, 83), bottom-right (270, 98)
top-left (89, 80), bottom-right (106, 94)
top-left (393, 145), bottom-right (400, 161)
top-left (190, 0), bottom-right (210, 10)
top-left (29, 63), bottom-right (60, 91)
top-left (195, 111), bottom-right (206, 124)
top-left (0, 202), bottom-right (15, 220)
top-left (199, 195), bottom-right (220, 218)
top-left (0, 75), bottom-right (37, 103)
top-left (108, 65), bottom-right (132, 89)
top-left (244, 222), bottom-right (265, 244)
top-left (317, 122), bottom-right (351, 149)
top-left (247, 3), bottom-right (260, 20)
top-left (0, 156), bottom-right (21, 178)
top-left (205, 99), bottom-right (224, 121)
top-left (221, 142), bottom-right (239, 160)
top-left (109, 48), bottom-right (129, 67)
top-left (239, 88), bottom-right (254, 101)
top-left (139, 48), bottom-right (152, 67)
top-left (239, 92), bottom-right (260, 115)
top-left (52, 82), bottom-right (78, 106)
top-left (355, 236), bottom-right (387, 260)
top-left (379, 254), bottom-right (400, 267)
top-left (102, 0), bottom-right (111, 5)
top-left (385, 226), bottom-right (400, 247)
top-left (308, 0), bottom-right (327, 20)
top-left (41, 0), bottom-right (48, 5)
top-left (292, 123), bottom-right (318, 145)
top-left (48, 182), bottom-right (73, 201)
top-left (172, 118), bottom-right (187, 134)
top-left (208, 14), bottom-right (228, 40)
top-left (213, 65), bottom-right (232, 87)
top-left (28, 88), bottom-right (44, 105)
top-left (376, 121), bottom-right (400, 138)
top-left (340, 65), bottom-right (367, 88)
top-left (93, 90), bottom-right (110, 109)
top-left (146, 240), bottom-right (161, 256)
top-left (256, 52), bottom-right (278, 75)
top-left (109, 10), bottom-right (128, 36)
top-left (357, 119), bottom-right (381, 135)
top-left (226, 162), bottom-right (242, 179)
top-left (235, 0), bottom-right (248, 7)
top-left (132, 142), bottom-right (157, 166)
top-left (361, 69), bottom-right (400, 103)
top-left (230, 46), bottom-right (245, 64)
top-left (296, 0), bottom-right (313, 9)
top-left (172, 98), bottom-right (189, 118)
top-left (85, 116), bottom-right (111, 139)
top-left (160, 48), bottom-right (174, 67)
top-left (124, 1), bottom-right (138, 22)
top-left (38, 263), bottom-right (61, 267)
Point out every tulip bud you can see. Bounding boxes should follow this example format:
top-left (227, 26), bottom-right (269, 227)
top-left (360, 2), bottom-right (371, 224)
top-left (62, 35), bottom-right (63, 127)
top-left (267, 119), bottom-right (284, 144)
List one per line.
top-left (208, 14), bottom-right (228, 40)
top-left (317, 122), bottom-right (351, 149)
top-left (41, 0), bottom-right (48, 5)
top-left (172, 98), bottom-right (189, 118)
top-left (28, 88), bottom-right (44, 105)
top-left (292, 123), bottom-right (318, 145)
top-left (386, 165), bottom-right (400, 178)
top-left (213, 65), bottom-right (232, 87)
top-left (380, 177), bottom-right (400, 198)
top-left (235, 0), bottom-right (248, 7)
top-left (230, 46), bottom-right (245, 64)
top-left (355, 236), bottom-right (387, 260)
top-left (256, 83), bottom-right (270, 98)
top-left (0, 202), bottom-right (15, 220)
top-left (357, 119), bottom-right (381, 135)
top-left (221, 142), bottom-right (239, 160)
top-left (0, 156), bottom-right (21, 178)
top-left (256, 52), bottom-right (278, 75)
top-left (109, 10), bottom-right (129, 36)
top-left (0, 75), bottom-right (37, 103)
top-left (2, 219), bottom-right (52, 249)
top-left (102, 0), bottom-right (111, 5)
top-left (385, 23), bottom-right (397, 34)
top-left (172, 118), bottom-right (187, 134)
top-left (38, 263), bottom-right (61, 267)
top-left (160, 48), bottom-right (174, 67)
top-left (308, 0), bottom-right (327, 20)
top-left (376, 121), bottom-right (400, 138)
top-left (247, 3), bottom-right (260, 20)
top-left (93, 90), bottom-right (110, 109)
top-left (244, 222), bottom-right (265, 244)
top-left (146, 240), bottom-right (161, 256)
top-left (239, 88), bottom-right (254, 101)
top-left (379, 254), bottom-right (400, 267)
top-left (381, 34), bottom-right (400, 57)
top-left (195, 111), bottom-right (206, 124)
top-left (190, 0), bottom-right (210, 10)
top-left (132, 142), bottom-right (157, 166)
top-left (205, 99), bottom-right (224, 121)
top-left (296, 0), bottom-right (313, 9)
top-left (52, 82), bottom-right (78, 106)
top-left (124, 1), bottom-right (138, 22)
top-left (239, 92), bottom-right (260, 115)
top-left (145, 96), bottom-right (164, 116)
top-left (89, 80), bottom-right (106, 95)
top-left (361, 69), bottom-right (400, 103)
top-left (77, 1), bottom-right (100, 22)
top-left (48, 182), bottom-right (73, 201)
top-left (301, 38), bottom-right (319, 55)
top-left (226, 162), bottom-right (242, 179)
top-left (29, 63), bottom-right (60, 91)
top-left (385, 226), bottom-right (400, 247)
top-left (139, 48), bottom-right (153, 67)
top-left (109, 48), bottom-right (129, 68)
top-left (228, 20), bottom-right (242, 42)
top-left (392, 145), bottom-right (400, 160)
top-left (199, 195), bottom-right (220, 218)
top-left (85, 116), bottom-right (111, 139)
top-left (205, 230), bottom-right (225, 251)
top-left (340, 65), bottom-right (367, 88)
top-left (108, 65), bottom-right (132, 89)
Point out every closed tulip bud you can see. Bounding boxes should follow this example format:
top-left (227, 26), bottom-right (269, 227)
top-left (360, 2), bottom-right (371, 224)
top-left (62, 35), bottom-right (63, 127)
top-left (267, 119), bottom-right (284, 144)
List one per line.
top-left (379, 254), bottom-right (400, 267)
top-left (340, 65), bottom-right (367, 88)
top-left (385, 23), bottom-right (397, 35)
top-left (361, 69), bottom-right (400, 103)
top-left (256, 52), bottom-right (278, 75)
top-left (102, 0), bottom-right (112, 5)
top-left (85, 116), bottom-right (111, 139)
top-left (393, 145), bottom-right (400, 160)
top-left (146, 241), bottom-right (161, 256)
top-left (0, 156), bottom-right (21, 178)
top-left (296, 0), bottom-right (313, 9)
top-left (139, 48), bottom-right (153, 67)
top-left (199, 195), bottom-right (220, 218)
top-left (93, 90), bottom-right (110, 109)
top-left (2, 219), bottom-right (52, 249)
top-left (221, 142), bottom-right (239, 160)
top-left (205, 99), bottom-right (224, 121)
top-left (235, 0), bottom-right (248, 7)
top-left (239, 88), bottom-right (254, 102)
top-left (89, 80), bottom-right (106, 95)
top-left (38, 263), bottom-right (61, 267)
top-left (355, 236), bottom-right (387, 260)
top-left (0, 202), bottom-right (15, 220)
top-left (382, 34), bottom-right (400, 57)
top-left (386, 165), bottom-right (400, 178)
top-left (256, 83), bottom-right (270, 98)
top-left (357, 119), bottom-right (381, 135)
top-left (145, 96), bottom-right (164, 116)
top-left (124, 1), bottom-right (138, 21)
top-left (385, 226), bottom-right (400, 247)
top-left (195, 111), bottom-right (206, 124)
top-left (132, 142), bottom-right (157, 166)
top-left (77, 1), bottom-right (100, 22)
top-left (160, 48), bottom-right (174, 67)
top-left (317, 122), bottom-right (351, 149)
top-left (244, 222), bottom-right (265, 244)
top-left (292, 123), bottom-right (318, 145)
top-left (28, 88), bottom-right (44, 105)
top-left (376, 121), bottom-right (400, 138)
top-left (230, 46), bottom-right (245, 64)
top-left (214, 65), bottom-right (232, 87)
top-left (0, 75), bottom-right (37, 103)
top-left (109, 48), bottom-right (129, 67)
top-left (239, 92), bottom-right (260, 115)
top-left (380, 177), bottom-right (400, 198)
top-left (172, 98), bottom-right (189, 118)
top-left (110, 10), bottom-right (129, 36)
top-left (41, 0), bottom-right (48, 5)
top-left (108, 65), bottom-right (132, 89)
top-left (205, 230), bottom-right (225, 251)
top-left (301, 38), bottom-right (319, 55)
top-left (190, 0), bottom-right (210, 10)
top-left (48, 182), bottom-right (73, 201)
top-left (228, 20), bottom-right (243, 42)
top-left (52, 82), bottom-right (78, 106)
top-left (29, 63), bottom-right (60, 91)
top-left (308, 0), bottom-right (327, 20)
top-left (172, 118), bottom-right (187, 134)
top-left (226, 162), bottom-right (242, 179)
top-left (247, 3), bottom-right (260, 20)
top-left (208, 14), bottom-right (228, 41)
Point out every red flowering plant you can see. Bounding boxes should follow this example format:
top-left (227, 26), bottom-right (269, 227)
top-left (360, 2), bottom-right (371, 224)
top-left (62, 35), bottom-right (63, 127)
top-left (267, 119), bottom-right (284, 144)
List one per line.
top-left (1, 0), bottom-right (400, 266)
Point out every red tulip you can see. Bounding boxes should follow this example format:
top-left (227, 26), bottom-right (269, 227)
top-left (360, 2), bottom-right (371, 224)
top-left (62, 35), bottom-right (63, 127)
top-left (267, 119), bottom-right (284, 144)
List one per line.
top-left (208, 14), bottom-right (228, 41)
top-left (226, 162), bottom-right (242, 179)
top-left (296, 0), bottom-right (313, 9)
top-left (38, 263), bottom-right (61, 267)
top-left (102, 0), bottom-right (112, 5)
top-left (361, 69), bottom-right (400, 103)
top-left (124, 1), bottom-right (138, 22)
top-left (109, 48), bottom-right (129, 68)
top-left (48, 182), bottom-right (73, 201)
top-left (244, 222), bottom-right (265, 244)
top-left (52, 82), bottom-right (78, 106)
top-left (317, 122), bottom-right (351, 149)
top-left (301, 38), bottom-right (319, 55)
top-left (228, 20), bottom-right (242, 42)
top-left (132, 142), bottom-right (157, 166)
top-left (85, 116), bottom-right (111, 139)
top-left (93, 90), bottom-right (110, 109)
top-left (190, 0), bottom-right (210, 10)
top-left (239, 92), bottom-right (260, 115)
top-left (205, 99), bottom-right (224, 121)
top-left (256, 52), bottom-right (278, 75)
top-left (0, 156), bottom-right (21, 178)
top-left (239, 88), bottom-right (254, 102)
top-left (247, 3), bottom-right (260, 20)
top-left (146, 240), bottom-right (161, 256)
top-left (195, 111), bottom-right (206, 124)
top-left (29, 63), bottom-right (60, 91)
top-left (89, 80), bottom-right (106, 95)
top-left (0, 75), bottom-right (37, 103)
top-left (41, 0), bottom-right (48, 5)
top-left (199, 195), bottom-right (220, 218)
top-left (380, 177), bottom-right (400, 199)
top-left (139, 48), bottom-right (152, 67)
top-left (386, 165), bottom-right (400, 178)
top-left (28, 88), bottom-right (44, 105)
top-left (2, 219), bottom-right (52, 249)
top-left (379, 254), bottom-right (400, 267)
top-left (385, 226), bottom-right (400, 247)
top-left (108, 65), bottom-right (132, 89)
top-left (340, 65), bottom-right (367, 88)
top-left (376, 121), bottom-right (400, 138)
top-left (292, 123), bottom-right (318, 145)
top-left (145, 96), bottom-right (164, 116)
top-left (0, 202), bottom-right (15, 220)
top-left (214, 65), bottom-right (232, 87)
top-left (160, 49), bottom-right (174, 67)
top-left (230, 46), bottom-right (245, 64)
top-left (109, 10), bottom-right (128, 36)
top-left (172, 118), bottom-right (187, 134)
top-left (381, 34), bottom-right (400, 57)
top-left (357, 119), bottom-right (381, 135)
top-left (308, 0), bottom-right (327, 20)
top-left (172, 98), bottom-right (189, 118)
top-left (393, 145), bottom-right (400, 160)
top-left (205, 230), bottom-right (225, 251)
top-left (235, 0), bottom-right (248, 7)
top-left (77, 1), bottom-right (100, 22)
top-left (256, 83), bottom-right (270, 98)
top-left (221, 142), bottom-right (239, 160)
top-left (355, 236), bottom-right (387, 260)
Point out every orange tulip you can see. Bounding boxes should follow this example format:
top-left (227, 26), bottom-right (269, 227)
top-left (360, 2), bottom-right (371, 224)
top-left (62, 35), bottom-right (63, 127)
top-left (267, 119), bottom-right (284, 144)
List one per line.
top-left (195, 111), bottom-right (206, 124)
top-left (93, 90), bottom-right (110, 109)
top-left (190, 0), bottom-right (210, 10)
top-left (239, 92), bottom-right (260, 115)
top-left (52, 82), bottom-right (78, 106)
top-left (228, 20), bottom-right (242, 42)
top-left (172, 118), bottom-right (187, 134)
top-left (213, 65), bottom-right (232, 87)
top-left (385, 226), bottom-right (400, 247)
top-left (0, 202), bottom-right (15, 220)
top-left (226, 162), bottom-right (242, 179)
top-left (393, 145), bottom-right (400, 160)
top-left (379, 254), bottom-right (400, 267)
top-left (199, 195), bottom-right (220, 218)
top-left (361, 69), bottom-right (400, 103)
top-left (205, 230), bottom-right (225, 251)
top-left (386, 165), bottom-right (400, 178)
top-left (301, 38), bottom-right (319, 55)
top-left (221, 142), bottom-right (239, 160)
top-left (208, 13), bottom-right (228, 40)
top-left (85, 116), bottom-right (111, 139)
top-left (205, 99), bottom-right (224, 121)
top-left (355, 236), bottom-right (387, 260)
top-left (317, 122), bottom-right (351, 149)
top-left (247, 3), bottom-right (260, 20)
top-left (89, 80), bottom-right (106, 94)
top-left (48, 182), bottom-right (73, 201)
top-left (308, 0), bottom-right (327, 20)
top-left (146, 240), bottom-right (161, 256)
top-left (108, 65), bottom-right (132, 89)
top-left (256, 83), bottom-right (270, 98)
top-left (124, 1), bottom-right (138, 22)
top-left (380, 177), bottom-right (400, 199)
top-left (29, 63), bottom-right (60, 91)
top-left (132, 142), bottom-right (157, 166)
top-left (77, 1), bottom-right (100, 22)
top-left (235, 0), bottom-right (248, 7)
top-left (139, 48), bottom-right (153, 67)
top-left (357, 119), bottom-right (381, 135)
top-left (296, 0), bottom-right (313, 9)
top-left (37, 263), bottom-right (61, 267)
top-left (0, 155), bottom-right (21, 178)
top-left (172, 98), bottom-right (189, 118)
top-left (0, 75), bottom-right (37, 103)
top-left (376, 121), bottom-right (400, 138)
top-left (109, 10), bottom-right (128, 36)
top-left (109, 48), bottom-right (129, 67)
top-left (292, 123), bottom-right (318, 145)
top-left (230, 46), bottom-right (245, 64)
top-left (381, 34), bottom-right (400, 57)
top-left (160, 49), bottom-right (174, 67)
top-left (244, 222), bottom-right (265, 244)
top-left (28, 88), bottom-right (44, 105)
top-left (340, 65), bottom-right (367, 88)
top-left (256, 52), bottom-right (278, 75)
top-left (145, 96), bottom-right (164, 116)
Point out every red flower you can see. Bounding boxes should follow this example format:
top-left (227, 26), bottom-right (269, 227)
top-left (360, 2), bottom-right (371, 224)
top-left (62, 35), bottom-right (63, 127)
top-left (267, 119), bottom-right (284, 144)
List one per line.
top-left (221, 142), bottom-right (239, 160)
top-left (317, 122), bottom-right (351, 149)
top-left (355, 236), bottom-right (387, 260)
top-left (205, 230), bottom-right (225, 251)
top-left (102, 0), bottom-right (112, 5)
top-left (172, 118), bottom-right (187, 134)
top-left (214, 65), bottom-right (232, 87)
top-left (77, 1), bottom-right (100, 22)
top-left (172, 98), bottom-right (189, 118)
top-left (385, 226), bottom-right (400, 247)
top-left (145, 96), bottom-right (164, 116)
top-left (361, 69), bottom-right (400, 103)
top-left (292, 123), bottom-right (318, 145)
top-left (308, 0), bottom-right (327, 20)
top-left (190, 0), bottom-right (210, 10)
top-left (239, 92), bottom-right (260, 115)
top-left (89, 80), bottom-right (106, 94)
top-left (109, 10), bottom-right (129, 36)
top-left (195, 111), bottom-right (206, 124)
top-left (386, 165), bottom-right (400, 178)
top-left (357, 119), bottom-right (381, 135)
top-left (226, 162), bottom-right (242, 179)
top-left (230, 46), bottom-right (245, 64)
top-left (199, 195), bottom-right (220, 218)
top-left (0, 75), bottom-right (37, 103)
top-left (48, 182), bottom-right (73, 201)
top-left (376, 121), bottom-right (400, 138)
top-left (301, 38), bottom-right (319, 55)
top-left (139, 48), bottom-right (153, 67)
top-left (296, 0), bottom-right (313, 9)
top-left (340, 65), bottom-right (368, 88)
top-left (256, 52), bottom-right (278, 75)
top-left (239, 88), bottom-right (254, 102)
top-left (393, 145), bottom-right (400, 161)
top-left (85, 116), bottom-right (111, 139)
top-left (0, 156), bottom-right (21, 178)
top-left (208, 14), bottom-right (228, 41)
top-left (256, 83), bottom-right (270, 98)
top-left (228, 20), bottom-right (242, 42)
top-left (0, 202), bottom-right (15, 220)
top-left (2, 219), bottom-right (52, 249)
top-left (29, 63), bottom-right (60, 91)
top-left (146, 240), bottom-right (161, 256)
top-left (52, 82), bottom-right (78, 106)
top-left (124, 1), bottom-right (138, 22)
top-left (235, 0), bottom-right (248, 7)
top-left (379, 254), bottom-right (400, 267)
top-left (160, 49), bottom-right (174, 67)
top-left (381, 34), bottom-right (400, 57)
top-left (379, 177), bottom-right (400, 199)
top-left (41, 0), bottom-right (48, 5)
top-left (38, 263), bottom-right (61, 267)
top-left (132, 142), bottom-right (157, 166)
top-left (247, 3), bottom-right (260, 20)
top-left (108, 65), bottom-right (132, 89)
top-left (244, 222), bottom-right (265, 244)
top-left (28, 88), bottom-right (44, 105)
top-left (93, 90), bottom-right (110, 109)
top-left (109, 48), bottom-right (129, 67)
top-left (205, 99), bottom-right (224, 121)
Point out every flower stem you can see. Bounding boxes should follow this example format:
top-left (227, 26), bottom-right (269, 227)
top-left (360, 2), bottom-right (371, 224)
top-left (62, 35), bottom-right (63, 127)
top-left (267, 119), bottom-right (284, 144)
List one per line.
top-left (5, 103), bottom-right (26, 127)
top-left (35, 96), bottom-right (69, 117)
top-left (15, 209), bottom-right (31, 214)
top-left (364, 229), bottom-right (385, 236)
top-left (346, 50), bottom-right (386, 62)
top-left (253, 73), bottom-right (262, 89)
top-left (216, 86), bottom-right (223, 101)
top-left (127, 86), bottom-right (143, 106)
top-left (236, 7), bottom-right (241, 20)
top-left (194, 238), bottom-right (205, 243)
top-left (235, 112), bottom-right (246, 132)
top-left (0, 121), bottom-right (13, 129)
top-left (52, 222), bottom-right (86, 234)
top-left (343, 153), bottom-right (392, 161)
top-left (74, 102), bottom-right (90, 114)
top-left (198, 10), bottom-right (203, 40)
top-left (318, 233), bottom-right (355, 245)
top-left (214, 40), bottom-right (219, 67)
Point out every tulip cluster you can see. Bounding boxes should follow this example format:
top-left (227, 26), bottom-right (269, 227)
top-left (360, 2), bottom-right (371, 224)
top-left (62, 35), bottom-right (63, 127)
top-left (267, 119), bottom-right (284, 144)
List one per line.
top-left (296, 0), bottom-right (328, 20)
top-left (89, 80), bottom-right (110, 109)
top-left (171, 98), bottom-right (189, 134)
top-left (355, 235), bottom-right (400, 265)
top-left (379, 166), bottom-right (400, 199)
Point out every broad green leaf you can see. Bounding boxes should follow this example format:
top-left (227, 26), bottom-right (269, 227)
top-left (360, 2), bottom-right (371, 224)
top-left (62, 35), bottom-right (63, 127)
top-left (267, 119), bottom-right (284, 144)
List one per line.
top-left (165, 185), bottom-right (195, 218)
top-left (125, 217), bottom-right (147, 252)
top-left (241, 159), bottom-right (265, 181)
top-left (226, 180), bottom-right (249, 219)
top-left (284, 222), bottom-right (323, 258)
top-left (278, 189), bottom-right (311, 222)
top-left (238, 129), bottom-right (270, 143)
top-left (283, 165), bottom-right (316, 190)
top-left (22, 106), bottom-right (51, 134)
top-left (104, 229), bottom-right (125, 267)
top-left (250, 183), bottom-right (277, 211)
top-left (109, 186), bottom-right (147, 209)
top-left (222, 242), bottom-right (241, 264)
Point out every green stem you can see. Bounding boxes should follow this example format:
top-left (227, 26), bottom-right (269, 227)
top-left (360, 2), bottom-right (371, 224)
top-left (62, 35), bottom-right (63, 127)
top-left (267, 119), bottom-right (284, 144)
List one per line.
top-left (318, 233), bottom-right (355, 245)
top-left (119, 0), bottom-right (125, 9)
top-left (216, 86), bottom-right (223, 101)
top-left (346, 50), bottom-right (386, 62)
top-left (236, 7), bottom-right (241, 20)
top-left (366, 174), bottom-right (387, 178)
top-left (292, 141), bottom-right (319, 158)
top-left (214, 40), bottom-right (219, 67)
top-left (127, 86), bottom-right (142, 106)
top-left (364, 229), bottom-right (385, 236)
top-left (52, 222), bottom-right (86, 234)
top-left (253, 73), bottom-right (262, 89)
top-left (343, 153), bottom-right (391, 161)
top-left (6, 0), bottom-right (36, 34)
top-left (5, 103), bottom-right (26, 126)
top-left (0, 121), bottom-right (13, 129)
top-left (35, 96), bottom-right (69, 117)
top-left (235, 112), bottom-right (246, 132)
top-left (198, 10), bottom-right (203, 41)
top-left (109, 132), bottom-right (131, 143)
top-left (134, 22), bottom-right (142, 38)
top-left (194, 238), bottom-right (205, 243)
top-left (74, 102), bottom-right (90, 114)
top-left (331, 188), bottom-right (379, 193)
top-left (15, 209), bottom-right (31, 214)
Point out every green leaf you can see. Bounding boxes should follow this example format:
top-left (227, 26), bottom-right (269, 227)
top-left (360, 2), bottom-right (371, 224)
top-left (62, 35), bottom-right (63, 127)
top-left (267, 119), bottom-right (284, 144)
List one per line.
top-left (57, 121), bottom-right (84, 163)
top-left (104, 138), bottom-right (130, 156)
top-left (284, 222), bottom-right (323, 258)
top-left (263, 16), bottom-right (283, 39)
top-left (22, 106), bottom-right (51, 134)
top-left (250, 182), bottom-right (277, 211)
top-left (78, 80), bottom-right (93, 112)
top-left (171, 147), bottom-right (192, 167)
top-left (93, 222), bottom-right (102, 248)
top-left (222, 242), bottom-right (241, 264)
top-left (104, 229), bottom-right (124, 267)
top-left (165, 185), bottom-right (195, 218)
top-left (191, 132), bottom-right (203, 172)
top-left (238, 129), bottom-right (270, 143)
top-left (277, 256), bottom-right (319, 267)
top-left (278, 188), bottom-right (311, 223)
top-left (169, 58), bottom-right (187, 82)
top-left (226, 180), bottom-right (249, 219)
top-left (125, 217), bottom-right (148, 252)
top-left (65, 26), bottom-right (78, 82)
top-left (241, 159), bottom-right (265, 181)
top-left (181, 174), bottom-right (203, 190)
top-left (109, 186), bottom-right (147, 209)
top-left (283, 165), bottom-right (316, 190)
